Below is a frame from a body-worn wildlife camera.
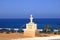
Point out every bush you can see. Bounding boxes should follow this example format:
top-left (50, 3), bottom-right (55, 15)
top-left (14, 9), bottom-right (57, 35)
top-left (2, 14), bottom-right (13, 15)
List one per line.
top-left (54, 32), bottom-right (58, 34)
top-left (0, 31), bottom-right (3, 33)
top-left (6, 31), bottom-right (10, 34)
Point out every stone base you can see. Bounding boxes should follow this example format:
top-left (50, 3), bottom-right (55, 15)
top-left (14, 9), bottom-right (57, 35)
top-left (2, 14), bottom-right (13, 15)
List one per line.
top-left (24, 30), bottom-right (36, 37)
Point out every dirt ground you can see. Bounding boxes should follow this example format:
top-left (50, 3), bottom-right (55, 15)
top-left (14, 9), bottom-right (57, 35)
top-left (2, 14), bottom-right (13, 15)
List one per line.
top-left (0, 32), bottom-right (57, 40)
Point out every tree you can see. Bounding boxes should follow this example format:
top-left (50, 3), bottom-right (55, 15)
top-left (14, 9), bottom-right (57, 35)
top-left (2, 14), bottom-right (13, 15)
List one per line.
top-left (44, 25), bottom-right (51, 33)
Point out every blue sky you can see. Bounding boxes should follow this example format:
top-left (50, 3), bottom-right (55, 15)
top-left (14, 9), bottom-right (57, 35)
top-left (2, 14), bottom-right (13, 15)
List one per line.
top-left (0, 0), bottom-right (60, 18)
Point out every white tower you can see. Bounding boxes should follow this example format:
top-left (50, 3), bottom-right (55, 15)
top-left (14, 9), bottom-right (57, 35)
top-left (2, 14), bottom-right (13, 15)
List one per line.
top-left (24, 15), bottom-right (37, 37)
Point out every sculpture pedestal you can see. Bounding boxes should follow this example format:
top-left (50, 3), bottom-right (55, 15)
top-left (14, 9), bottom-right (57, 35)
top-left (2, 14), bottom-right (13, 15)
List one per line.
top-left (24, 29), bottom-right (36, 37)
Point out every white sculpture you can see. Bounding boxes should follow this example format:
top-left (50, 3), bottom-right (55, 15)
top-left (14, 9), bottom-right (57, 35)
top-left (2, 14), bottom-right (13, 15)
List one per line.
top-left (24, 15), bottom-right (37, 37)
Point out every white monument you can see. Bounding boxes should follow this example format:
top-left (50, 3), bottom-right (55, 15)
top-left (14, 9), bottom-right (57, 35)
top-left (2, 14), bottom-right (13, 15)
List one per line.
top-left (24, 15), bottom-right (37, 37)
